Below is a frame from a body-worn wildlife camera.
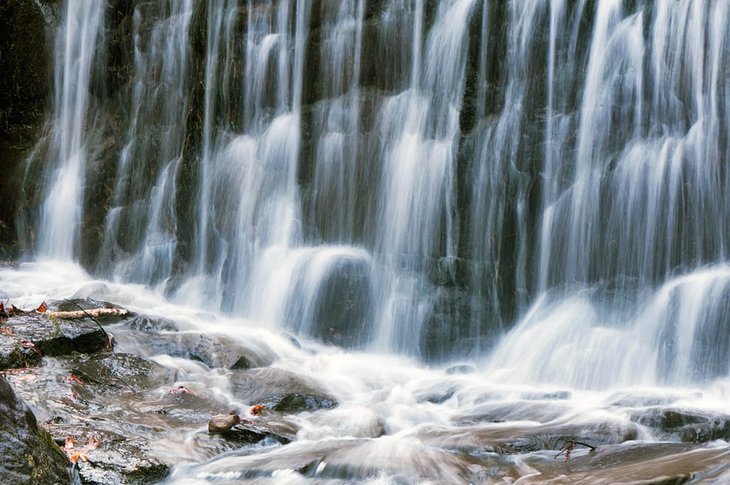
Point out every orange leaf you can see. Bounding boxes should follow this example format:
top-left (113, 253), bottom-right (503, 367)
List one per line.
top-left (69, 451), bottom-right (80, 464)
top-left (67, 373), bottom-right (84, 385)
top-left (249, 403), bottom-right (265, 416)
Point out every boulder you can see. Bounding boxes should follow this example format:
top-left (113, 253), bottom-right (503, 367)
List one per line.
top-left (0, 375), bottom-right (70, 485)
top-left (1, 313), bottom-right (108, 362)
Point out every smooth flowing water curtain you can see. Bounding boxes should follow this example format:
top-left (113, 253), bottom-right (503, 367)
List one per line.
top-left (19, 0), bottom-right (730, 375)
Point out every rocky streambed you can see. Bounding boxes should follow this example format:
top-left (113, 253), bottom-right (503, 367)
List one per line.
top-left (1, 295), bottom-right (730, 484)
top-left (0, 299), bottom-right (336, 484)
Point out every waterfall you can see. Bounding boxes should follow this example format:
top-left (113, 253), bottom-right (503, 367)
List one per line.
top-left (36, 0), bottom-right (105, 260)
top-left (309, 0), bottom-right (365, 243)
top-left (8, 2), bottom-right (730, 482)
top-left (486, 0), bottom-right (730, 387)
top-left (373, 0), bottom-right (474, 353)
top-left (99, 1), bottom-right (193, 287)
top-left (18, 0), bottom-right (730, 374)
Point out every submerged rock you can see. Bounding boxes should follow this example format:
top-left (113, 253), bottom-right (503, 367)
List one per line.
top-left (125, 315), bottom-right (179, 332)
top-left (230, 367), bottom-right (338, 413)
top-left (0, 375), bottom-right (70, 485)
top-left (445, 363), bottom-right (475, 375)
top-left (631, 407), bottom-right (730, 443)
top-left (71, 352), bottom-right (176, 392)
top-left (114, 330), bottom-right (276, 370)
top-left (519, 442), bottom-right (730, 484)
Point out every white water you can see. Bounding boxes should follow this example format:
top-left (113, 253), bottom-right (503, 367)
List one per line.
top-left (2, 261), bottom-right (730, 482)
top-left (36, 0), bottom-right (105, 260)
top-left (100, 1), bottom-right (193, 286)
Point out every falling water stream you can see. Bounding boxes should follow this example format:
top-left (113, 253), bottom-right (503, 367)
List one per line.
top-left (6, 0), bottom-right (730, 482)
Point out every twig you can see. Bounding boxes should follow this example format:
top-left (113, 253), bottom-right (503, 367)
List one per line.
top-left (60, 300), bottom-right (136, 392)
top-left (554, 439), bottom-right (596, 460)
top-left (573, 441), bottom-right (596, 451)
top-left (62, 299), bottom-right (112, 347)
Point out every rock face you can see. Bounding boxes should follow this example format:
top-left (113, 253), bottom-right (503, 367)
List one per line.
top-left (0, 312), bottom-right (109, 369)
top-left (0, 0), bottom-right (55, 258)
top-left (0, 375), bottom-right (70, 485)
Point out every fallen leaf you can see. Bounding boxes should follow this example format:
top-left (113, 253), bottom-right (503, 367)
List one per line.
top-left (249, 403), bottom-right (265, 416)
top-left (63, 373), bottom-right (84, 385)
top-left (63, 436), bottom-right (100, 464)
top-left (64, 437), bottom-right (76, 450)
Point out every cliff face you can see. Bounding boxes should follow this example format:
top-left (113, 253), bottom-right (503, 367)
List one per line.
top-left (0, 0), bottom-right (56, 258)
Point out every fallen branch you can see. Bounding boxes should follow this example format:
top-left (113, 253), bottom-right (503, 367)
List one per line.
top-left (59, 299), bottom-right (117, 351)
top-left (49, 307), bottom-right (128, 320)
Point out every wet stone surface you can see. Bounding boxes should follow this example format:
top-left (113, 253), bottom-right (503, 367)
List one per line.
top-left (0, 299), bottom-right (328, 484)
top-left (0, 306), bottom-right (110, 369)
top-left (0, 375), bottom-right (70, 485)
top-left (230, 367), bottom-right (338, 413)
top-left (46, 424), bottom-right (169, 485)
top-left (0, 338), bottom-right (41, 369)
top-left (631, 407), bottom-right (730, 443)
top-left (112, 329), bottom-right (276, 370)
top-left (71, 352), bottom-right (176, 393)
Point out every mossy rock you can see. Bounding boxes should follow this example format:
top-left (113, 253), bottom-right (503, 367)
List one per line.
top-left (0, 376), bottom-right (70, 485)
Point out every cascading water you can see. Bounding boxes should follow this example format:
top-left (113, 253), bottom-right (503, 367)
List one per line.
top-left (6, 0), bottom-right (730, 482)
top-left (35, 0), bottom-right (105, 260)
top-left (99, 1), bottom-right (193, 287)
